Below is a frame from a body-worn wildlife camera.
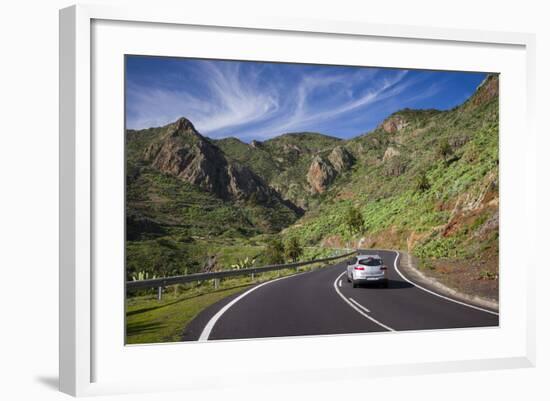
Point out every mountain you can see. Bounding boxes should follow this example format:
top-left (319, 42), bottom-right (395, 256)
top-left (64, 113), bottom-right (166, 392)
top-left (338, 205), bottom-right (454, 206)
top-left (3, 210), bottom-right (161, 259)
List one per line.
top-left (284, 73), bottom-right (500, 299)
top-left (126, 73), bottom-right (499, 299)
top-left (143, 118), bottom-right (286, 205)
top-left (215, 132), bottom-right (343, 208)
top-left (125, 118), bottom-right (309, 277)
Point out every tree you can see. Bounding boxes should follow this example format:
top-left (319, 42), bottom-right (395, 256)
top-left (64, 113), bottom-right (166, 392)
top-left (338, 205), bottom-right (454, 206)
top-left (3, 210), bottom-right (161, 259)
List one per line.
top-left (414, 171), bottom-right (430, 192)
top-left (285, 237), bottom-right (303, 262)
top-left (437, 139), bottom-right (453, 162)
top-left (265, 238), bottom-right (285, 265)
top-left (345, 205), bottom-right (365, 235)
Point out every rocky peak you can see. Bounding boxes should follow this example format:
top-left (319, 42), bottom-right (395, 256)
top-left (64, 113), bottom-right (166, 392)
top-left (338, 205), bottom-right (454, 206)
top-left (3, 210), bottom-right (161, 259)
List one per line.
top-left (328, 146), bottom-right (355, 172)
top-left (381, 115), bottom-right (408, 134)
top-left (145, 127), bottom-right (230, 198)
top-left (307, 155), bottom-right (337, 194)
top-left (168, 117), bottom-right (200, 137)
top-left (142, 118), bottom-right (303, 218)
top-left (470, 74), bottom-right (499, 106)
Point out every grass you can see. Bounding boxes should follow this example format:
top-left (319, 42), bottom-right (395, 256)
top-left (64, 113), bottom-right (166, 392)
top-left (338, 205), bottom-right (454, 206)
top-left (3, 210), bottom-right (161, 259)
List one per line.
top-left (126, 251), bottom-right (351, 344)
top-left (125, 76), bottom-right (500, 343)
top-left (126, 286), bottom-right (248, 344)
top-left (126, 237), bottom-right (268, 280)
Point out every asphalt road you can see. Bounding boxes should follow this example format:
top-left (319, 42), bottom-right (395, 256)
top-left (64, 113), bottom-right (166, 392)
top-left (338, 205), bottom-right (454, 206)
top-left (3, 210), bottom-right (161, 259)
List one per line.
top-left (182, 250), bottom-right (499, 341)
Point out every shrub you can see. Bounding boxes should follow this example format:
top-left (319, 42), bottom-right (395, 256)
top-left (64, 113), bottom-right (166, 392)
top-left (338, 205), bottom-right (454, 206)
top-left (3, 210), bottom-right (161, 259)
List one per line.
top-left (437, 139), bottom-right (453, 161)
top-left (265, 238), bottom-right (285, 264)
top-left (285, 237), bottom-right (303, 262)
top-left (414, 172), bottom-right (431, 192)
top-left (345, 205), bottom-right (365, 235)
top-left (231, 257), bottom-right (256, 270)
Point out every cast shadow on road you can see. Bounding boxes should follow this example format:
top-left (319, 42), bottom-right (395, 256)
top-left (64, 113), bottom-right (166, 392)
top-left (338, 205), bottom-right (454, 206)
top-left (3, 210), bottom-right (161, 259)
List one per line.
top-left (354, 279), bottom-right (414, 290)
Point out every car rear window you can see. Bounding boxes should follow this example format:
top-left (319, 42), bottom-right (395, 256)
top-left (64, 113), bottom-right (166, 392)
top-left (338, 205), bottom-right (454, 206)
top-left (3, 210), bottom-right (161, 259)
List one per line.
top-left (358, 258), bottom-right (382, 266)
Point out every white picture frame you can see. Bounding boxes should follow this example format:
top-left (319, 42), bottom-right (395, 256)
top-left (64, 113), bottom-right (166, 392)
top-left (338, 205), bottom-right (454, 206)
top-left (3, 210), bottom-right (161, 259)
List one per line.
top-left (59, 4), bottom-right (536, 397)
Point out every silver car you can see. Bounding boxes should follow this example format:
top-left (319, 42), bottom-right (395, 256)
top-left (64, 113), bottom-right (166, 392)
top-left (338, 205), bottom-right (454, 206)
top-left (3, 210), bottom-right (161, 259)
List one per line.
top-left (346, 254), bottom-right (388, 288)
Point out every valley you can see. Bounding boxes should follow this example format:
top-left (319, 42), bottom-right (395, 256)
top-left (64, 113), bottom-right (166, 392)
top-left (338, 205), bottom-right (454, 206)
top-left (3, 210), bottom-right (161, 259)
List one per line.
top-left (125, 73), bottom-right (499, 312)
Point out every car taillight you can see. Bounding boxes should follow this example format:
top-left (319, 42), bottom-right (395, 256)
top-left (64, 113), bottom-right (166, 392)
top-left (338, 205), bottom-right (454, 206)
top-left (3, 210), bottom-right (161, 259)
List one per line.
top-left (380, 265), bottom-right (387, 270)
top-left (354, 266), bottom-right (364, 270)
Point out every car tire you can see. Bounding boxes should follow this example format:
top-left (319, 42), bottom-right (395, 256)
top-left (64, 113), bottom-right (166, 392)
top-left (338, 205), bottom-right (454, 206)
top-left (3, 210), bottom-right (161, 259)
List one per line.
top-left (382, 280), bottom-right (389, 288)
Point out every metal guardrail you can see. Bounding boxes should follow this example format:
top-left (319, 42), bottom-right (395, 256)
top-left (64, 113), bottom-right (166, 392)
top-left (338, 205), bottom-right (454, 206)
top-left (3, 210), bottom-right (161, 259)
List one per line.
top-left (126, 250), bottom-right (357, 297)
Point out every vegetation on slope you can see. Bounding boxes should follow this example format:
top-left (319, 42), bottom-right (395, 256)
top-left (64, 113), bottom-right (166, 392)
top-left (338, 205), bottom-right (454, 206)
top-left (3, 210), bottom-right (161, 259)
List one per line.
top-left (284, 75), bottom-right (499, 298)
top-left (126, 74), bottom-right (499, 298)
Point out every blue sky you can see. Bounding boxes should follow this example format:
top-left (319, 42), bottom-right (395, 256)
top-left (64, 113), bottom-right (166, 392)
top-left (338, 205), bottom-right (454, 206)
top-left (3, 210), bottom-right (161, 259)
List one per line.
top-left (126, 56), bottom-right (487, 141)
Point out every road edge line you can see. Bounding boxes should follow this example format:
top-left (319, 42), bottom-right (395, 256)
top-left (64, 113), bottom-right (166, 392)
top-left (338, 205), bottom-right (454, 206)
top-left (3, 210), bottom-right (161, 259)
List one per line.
top-left (391, 250), bottom-right (499, 316)
top-left (349, 297), bottom-right (371, 313)
top-left (198, 271), bottom-right (308, 341)
top-left (333, 272), bottom-right (394, 331)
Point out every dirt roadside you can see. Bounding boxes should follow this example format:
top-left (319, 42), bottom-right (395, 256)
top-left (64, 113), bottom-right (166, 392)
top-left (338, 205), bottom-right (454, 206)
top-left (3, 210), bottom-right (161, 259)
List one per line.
top-left (397, 251), bottom-right (499, 312)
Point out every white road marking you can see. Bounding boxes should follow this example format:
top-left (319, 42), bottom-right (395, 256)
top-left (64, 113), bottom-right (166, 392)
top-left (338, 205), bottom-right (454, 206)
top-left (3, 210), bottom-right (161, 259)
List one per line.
top-left (391, 250), bottom-right (499, 316)
top-left (349, 297), bottom-right (371, 313)
top-left (333, 272), bottom-right (394, 331)
top-left (338, 279), bottom-right (342, 288)
top-left (198, 272), bottom-right (308, 341)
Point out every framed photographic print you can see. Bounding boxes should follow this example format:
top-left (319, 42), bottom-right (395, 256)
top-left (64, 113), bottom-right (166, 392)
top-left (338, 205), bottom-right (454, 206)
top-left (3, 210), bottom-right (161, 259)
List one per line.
top-left (59, 4), bottom-right (536, 396)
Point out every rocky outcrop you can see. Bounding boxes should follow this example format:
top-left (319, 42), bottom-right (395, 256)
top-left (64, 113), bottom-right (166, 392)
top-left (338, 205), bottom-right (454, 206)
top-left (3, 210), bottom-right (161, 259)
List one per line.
top-left (382, 146), bottom-right (401, 162)
top-left (145, 118), bottom-right (232, 199)
top-left (225, 163), bottom-right (274, 202)
top-left (381, 115), bottom-right (408, 133)
top-left (328, 146), bottom-right (355, 172)
top-left (306, 146), bottom-right (354, 193)
top-left (384, 157), bottom-right (408, 177)
top-left (307, 155), bottom-right (337, 194)
top-left (144, 117), bottom-right (293, 207)
top-left (471, 74), bottom-right (499, 106)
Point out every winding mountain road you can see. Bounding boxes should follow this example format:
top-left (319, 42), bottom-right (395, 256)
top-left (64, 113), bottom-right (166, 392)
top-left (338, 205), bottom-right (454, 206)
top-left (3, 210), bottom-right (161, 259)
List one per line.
top-left (182, 250), bottom-right (499, 341)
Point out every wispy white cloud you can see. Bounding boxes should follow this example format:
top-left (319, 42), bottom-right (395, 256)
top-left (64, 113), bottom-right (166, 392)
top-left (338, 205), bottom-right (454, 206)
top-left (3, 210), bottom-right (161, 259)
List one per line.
top-left (241, 70), bottom-right (410, 138)
top-left (126, 59), bottom-right (473, 140)
top-left (194, 61), bottom-right (280, 132)
top-left (127, 60), bottom-right (411, 138)
top-left (127, 60), bottom-right (279, 132)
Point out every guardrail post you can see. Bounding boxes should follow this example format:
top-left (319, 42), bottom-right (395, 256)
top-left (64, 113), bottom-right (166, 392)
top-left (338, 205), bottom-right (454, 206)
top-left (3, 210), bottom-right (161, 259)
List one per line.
top-left (157, 286), bottom-right (162, 301)
top-left (214, 278), bottom-right (220, 289)
top-left (251, 272), bottom-right (255, 281)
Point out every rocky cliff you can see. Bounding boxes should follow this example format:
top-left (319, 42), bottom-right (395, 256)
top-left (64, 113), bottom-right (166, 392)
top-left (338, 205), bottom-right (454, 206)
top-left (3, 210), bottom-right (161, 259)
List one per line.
top-left (144, 118), bottom-right (287, 205)
top-left (306, 156), bottom-right (337, 194)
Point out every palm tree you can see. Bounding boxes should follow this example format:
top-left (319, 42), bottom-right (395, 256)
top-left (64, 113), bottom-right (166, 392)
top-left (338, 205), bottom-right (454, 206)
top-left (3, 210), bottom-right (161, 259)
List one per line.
top-left (285, 237), bottom-right (303, 262)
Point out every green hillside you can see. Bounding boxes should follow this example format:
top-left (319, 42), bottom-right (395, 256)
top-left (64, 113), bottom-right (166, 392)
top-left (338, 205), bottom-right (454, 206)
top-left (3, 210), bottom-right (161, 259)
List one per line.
top-left (284, 74), bottom-right (499, 298)
top-left (126, 74), bottom-right (499, 299)
top-left (215, 132), bottom-right (342, 207)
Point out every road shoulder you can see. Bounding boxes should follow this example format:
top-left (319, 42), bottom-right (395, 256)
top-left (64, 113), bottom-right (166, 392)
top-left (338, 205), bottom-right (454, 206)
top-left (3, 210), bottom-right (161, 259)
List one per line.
top-left (397, 251), bottom-right (499, 313)
top-left (180, 287), bottom-right (251, 341)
